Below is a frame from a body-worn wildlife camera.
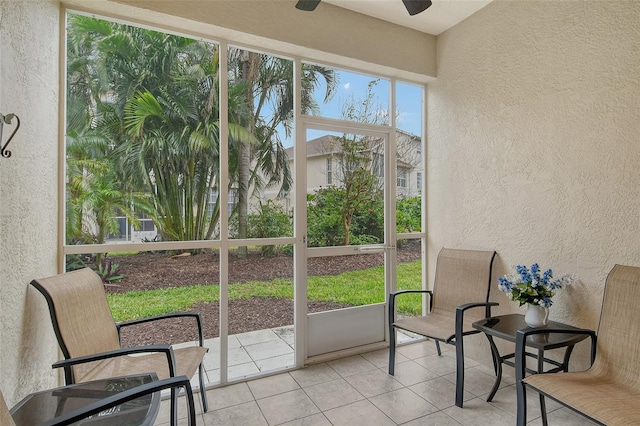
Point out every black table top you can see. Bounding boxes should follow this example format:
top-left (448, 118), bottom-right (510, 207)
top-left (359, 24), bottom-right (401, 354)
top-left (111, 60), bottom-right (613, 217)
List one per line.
top-left (473, 313), bottom-right (589, 350)
top-left (10, 373), bottom-right (160, 426)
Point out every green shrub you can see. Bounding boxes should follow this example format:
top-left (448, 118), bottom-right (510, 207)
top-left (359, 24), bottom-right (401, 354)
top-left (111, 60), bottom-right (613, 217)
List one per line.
top-left (351, 196), bottom-right (384, 243)
top-left (307, 188), bottom-right (345, 247)
top-left (396, 196), bottom-right (421, 233)
top-left (97, 257), bottom-right (124, 283)
top-left (247, 200), bottom-right (293, 257)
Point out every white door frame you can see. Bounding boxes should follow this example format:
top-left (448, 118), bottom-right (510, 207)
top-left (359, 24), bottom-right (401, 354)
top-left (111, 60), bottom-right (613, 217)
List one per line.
top-left (294, 116), bottom-right (398, 361)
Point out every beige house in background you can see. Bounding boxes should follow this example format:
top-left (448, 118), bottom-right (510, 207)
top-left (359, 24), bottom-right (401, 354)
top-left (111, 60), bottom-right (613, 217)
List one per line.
top-left (261, 130), bottom-right (423, 210)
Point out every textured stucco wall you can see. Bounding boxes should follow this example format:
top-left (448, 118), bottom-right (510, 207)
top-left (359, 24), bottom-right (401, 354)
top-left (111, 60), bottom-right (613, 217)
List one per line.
top-left (1, 0), bottom-right (639, 405)
top-left (0, 0), bottom-right (60, 406)
top-left (428, 0), bottom-right (640, 367)
top-left (67, 0), bottom-right (437, 82)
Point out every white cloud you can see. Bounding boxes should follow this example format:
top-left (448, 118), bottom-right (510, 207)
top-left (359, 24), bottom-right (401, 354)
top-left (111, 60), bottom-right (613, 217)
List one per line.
top-left (343, 82), bottom-right (351, 90)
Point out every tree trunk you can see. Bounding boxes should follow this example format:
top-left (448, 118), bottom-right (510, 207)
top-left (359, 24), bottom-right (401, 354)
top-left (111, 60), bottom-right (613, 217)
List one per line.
top-left (237, 51), bottom-right (258, 258)
top-left (342, 213), bottom-right (351, 246)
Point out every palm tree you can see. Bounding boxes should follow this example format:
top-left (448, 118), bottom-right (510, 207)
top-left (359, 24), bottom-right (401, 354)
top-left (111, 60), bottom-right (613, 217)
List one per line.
top-left (66, 15), bottom-right (337, 247)
top-left (66, 16), bottom-right (239, 243)
top-left (228, 49), bottom-right (337, 257)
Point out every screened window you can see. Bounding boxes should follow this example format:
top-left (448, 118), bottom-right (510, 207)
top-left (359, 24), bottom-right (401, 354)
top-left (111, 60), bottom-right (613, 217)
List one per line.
top-left (397, 169), bottom-right (407, 188)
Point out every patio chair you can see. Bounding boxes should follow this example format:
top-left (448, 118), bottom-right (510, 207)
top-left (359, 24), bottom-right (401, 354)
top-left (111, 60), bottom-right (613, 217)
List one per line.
top-left (515, 264), bottom-right (640, 425)
top-left (2, 375), bottom-right (196, 426)
top-left (388, 248), bottom-right (497, 407)
top-left (30, 267), bottom-right (209, 423)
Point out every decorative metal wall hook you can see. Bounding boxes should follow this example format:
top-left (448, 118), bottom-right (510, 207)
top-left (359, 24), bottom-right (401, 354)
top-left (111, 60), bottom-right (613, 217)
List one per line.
top-left (1, 112), bottom-right (21, 159)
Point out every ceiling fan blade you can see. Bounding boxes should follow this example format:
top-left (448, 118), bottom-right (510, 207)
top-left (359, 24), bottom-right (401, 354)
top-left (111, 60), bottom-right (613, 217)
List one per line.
top-left (296, 0), bottom-right (321, 11)
top-left (402, 0), bottom-right (432, 16)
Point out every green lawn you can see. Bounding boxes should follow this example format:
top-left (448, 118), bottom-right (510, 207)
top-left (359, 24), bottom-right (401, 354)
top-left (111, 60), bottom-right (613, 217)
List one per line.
top-left (108, 260), bottom-right (423, 322)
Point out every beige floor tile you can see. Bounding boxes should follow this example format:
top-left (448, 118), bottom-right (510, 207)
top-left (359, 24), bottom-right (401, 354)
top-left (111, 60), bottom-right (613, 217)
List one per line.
top-left (485, 383), bottom-right (562, 419)
top-left (272, 325), bottom-right (295, 346)
top-left (290, 363), bottom-right (341, 388)
top-left (154, 414), bottom-right (205, 426)
top-left (236, 329), bottom-right (281, 346)
top-left (303, 378), bottom-right (365, 411)
top-left (202, 400), bottom-right (268, 426)
top-left (343, 368), bottom-right (405, 398)
top-left (473, 362), bottom-right (515, 385)
top-left (361, 348), bottom-right (408, 368)
top-left (389, 360), bottom-right (439, 387)
top-left (202, 345), bottom-right (253, 370)
top-left (413, 352), bottom-right (458, 376)
top-left (401, 411), bottom-right (463, 426)
top-left (151, 339), bottom-right (575, 426)
top-left (255, 353), bottom-right (295, 372)
top-left (323, 399), bottom-right (396, 426)
top-left (247, 373), bottom-right (300, 400)
top-left (228, 361), bottom-right (261, 380)
top-left (369, 388), bottom-right (438, 424)
top-left (408, 377), bottom-right (475, 410)
top-left (397, 341), bottom-right (443, 360)
top-left (244, 338), bottom-right (294, 361)
top-left (155, 394), bottom-right (202, 425)
top-left (256, 389), bottom-right (321, 425)
top-left (327, 355), bottom-right (377, 377)
top-left (442, 397), bottom-right (515, 426)
top-left (442, 366), bottom-right (499, 398)
top-left (279, 413), bottom-right (332, 426)
top-left (204, 382), bottom-right (254, 411)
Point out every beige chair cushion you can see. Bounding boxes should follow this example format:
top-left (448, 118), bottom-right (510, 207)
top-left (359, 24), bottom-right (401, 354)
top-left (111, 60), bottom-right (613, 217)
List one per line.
top-left (31, 268), bottom-right (207, 388)
top-left (525, 371), bottom-right (640, 425)
top-left (33, 268), bottom-right (121, 358)
top-left (523, 264), bottom-right (640, 425)
top-left (432, 248), bottom-right (496, 313)
top-left (73, 346), bottom-right (208, 383)
top-left (392, 248), bottom-right (495, 342)
top-left (393, 307), bottom-right (485, 342)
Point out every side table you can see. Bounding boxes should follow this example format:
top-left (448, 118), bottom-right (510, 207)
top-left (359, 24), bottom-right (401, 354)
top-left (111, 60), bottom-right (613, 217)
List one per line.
top-left (10, 373), bottom-right (160, 426)
top-left (472, 314), bottom-right (588, 408)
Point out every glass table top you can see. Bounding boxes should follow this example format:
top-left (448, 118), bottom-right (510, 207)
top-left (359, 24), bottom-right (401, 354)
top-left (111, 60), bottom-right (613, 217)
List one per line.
top-left (473, 314), bottom-right (588, 349)
top-left (11, 373), bottom-right (159, 426)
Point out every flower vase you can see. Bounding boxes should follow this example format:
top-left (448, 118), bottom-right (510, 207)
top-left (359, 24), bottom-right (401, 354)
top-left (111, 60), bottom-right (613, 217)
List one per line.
top-left (524, 304), bottom-right (549, 328)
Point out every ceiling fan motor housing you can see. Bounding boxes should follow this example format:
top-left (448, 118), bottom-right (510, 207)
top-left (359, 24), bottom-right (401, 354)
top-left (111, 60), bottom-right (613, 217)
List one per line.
top-left (296, 0), bottom-right (433, 16)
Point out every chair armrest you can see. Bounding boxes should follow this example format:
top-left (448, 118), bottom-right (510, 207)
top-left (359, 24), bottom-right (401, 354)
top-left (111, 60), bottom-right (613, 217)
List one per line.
top-left (453, 302), bottom-right (499, 343)
top-left (116, 312), bottom-right (205, 347)
top-left (457, 301), bottom-right (499, 320)
top-left (514, 327), bottom-right (597, 384)
top-left (41, 375), bottom-right (196, 426)
top-left (389, 290), bottom-right (434, 318)
top-left (52, 345), bottom-right (177, 381)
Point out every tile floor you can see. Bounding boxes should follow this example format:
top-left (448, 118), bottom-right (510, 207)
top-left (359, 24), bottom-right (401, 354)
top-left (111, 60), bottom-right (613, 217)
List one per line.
top-left (155, 339), bottom-right (597, 425)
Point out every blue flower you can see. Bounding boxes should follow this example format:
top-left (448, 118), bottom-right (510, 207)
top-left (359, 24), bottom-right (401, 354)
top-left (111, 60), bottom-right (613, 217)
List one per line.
top-left (539, 297), bottom-right (553, 308)
top-left (497, 264), bottom-right (576, 307)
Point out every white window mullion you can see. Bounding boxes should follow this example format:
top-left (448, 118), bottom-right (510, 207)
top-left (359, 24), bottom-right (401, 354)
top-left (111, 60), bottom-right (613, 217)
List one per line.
top-left (293, 57), bottom-right (308, 367)
top-left (385, 81), bottom-right (398, 341)
top-left (218, 41), bottom-right (230, 384)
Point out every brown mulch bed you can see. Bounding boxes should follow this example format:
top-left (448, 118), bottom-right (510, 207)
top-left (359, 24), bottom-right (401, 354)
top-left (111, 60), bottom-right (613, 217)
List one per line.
top-left (109, 241), bottom-right (421, 347)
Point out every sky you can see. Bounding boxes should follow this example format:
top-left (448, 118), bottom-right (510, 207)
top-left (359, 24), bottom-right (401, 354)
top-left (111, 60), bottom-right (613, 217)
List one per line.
top-left (282, 69), bottom-right (423, 147)
top-left (315, 69), bottom-right (423, 136)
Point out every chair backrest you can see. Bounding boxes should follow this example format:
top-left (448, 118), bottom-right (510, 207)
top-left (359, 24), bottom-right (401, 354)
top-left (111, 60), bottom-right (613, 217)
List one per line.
top-left (30, 268), bottom-right (121, 359)
top-left (432, 248), bottom-right (496, 315)
top-left (1, 390), bottom-right (16, 426)
top-left (591, 264), bottom-right (640, 387)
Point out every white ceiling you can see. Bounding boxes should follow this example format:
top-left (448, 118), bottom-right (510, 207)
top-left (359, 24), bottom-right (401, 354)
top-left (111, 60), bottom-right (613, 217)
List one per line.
top-left (323, 0), bottom-right (492, 35)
